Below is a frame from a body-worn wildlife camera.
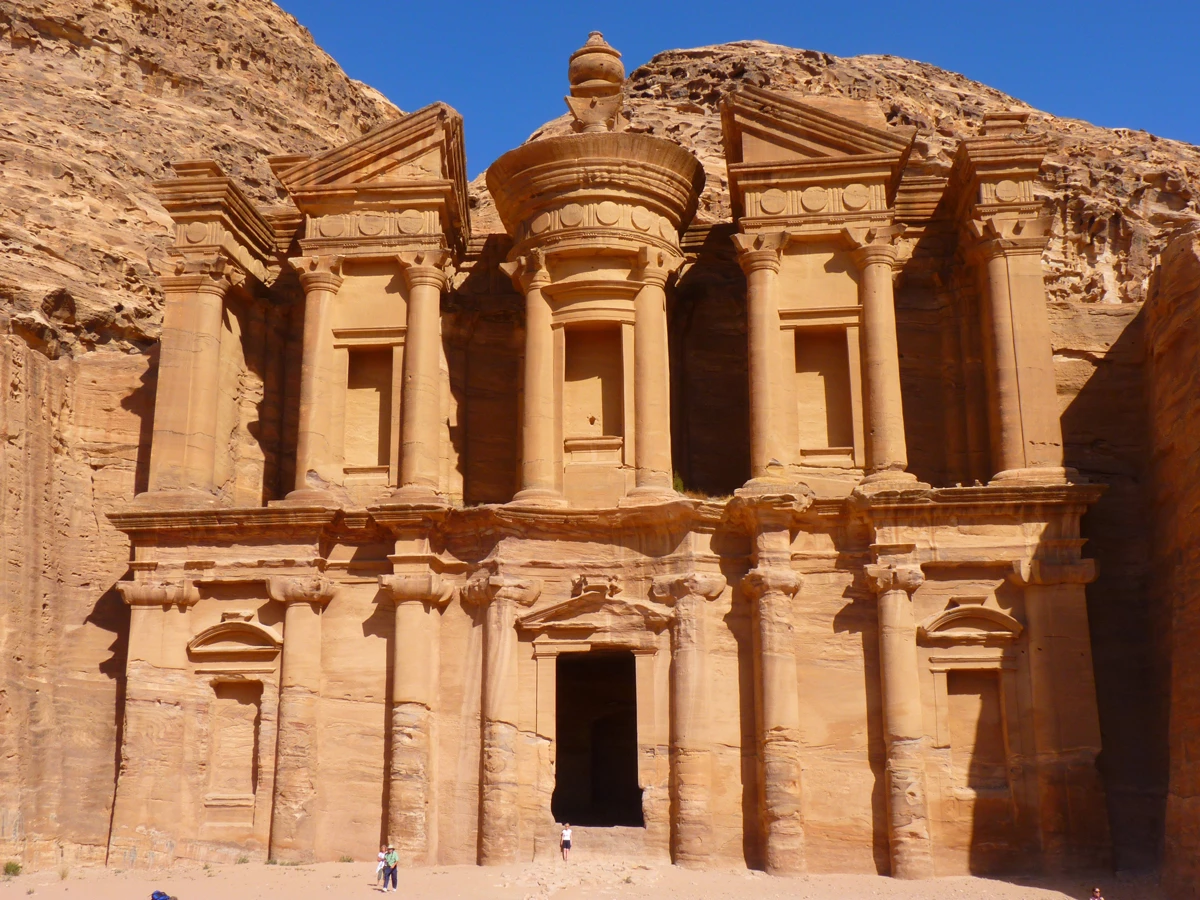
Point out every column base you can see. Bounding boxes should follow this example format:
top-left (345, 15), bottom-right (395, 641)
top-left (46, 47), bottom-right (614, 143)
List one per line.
top-left (131, 488), bottom-right (220, 510)
top-left (388, 484), bottom-right (450, 506)
top-left (990, 466), bottom-right (1078, 486)
top-left (853, 471), bottom-right (931, 499)
top-left (274, 487), bottom-right (344, 508)
top-left (619, 484), bottom-right (681, 506)
top-left (508, 487), bottom-right (568, 508)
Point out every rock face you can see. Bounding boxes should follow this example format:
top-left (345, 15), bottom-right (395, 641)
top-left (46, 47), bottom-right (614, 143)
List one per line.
top-left (1, 7), bottom-right (1197, 885)
top-left (0, 0), bottom-right (396, 867)
top-left (1146, 227), bottom-right (1200, 899)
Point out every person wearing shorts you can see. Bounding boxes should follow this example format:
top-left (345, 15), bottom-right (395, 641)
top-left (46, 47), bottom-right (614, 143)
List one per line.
top-left (560, 823), bottom-right (572, 861)
top-left (375, 845), bottom-right (387, 888)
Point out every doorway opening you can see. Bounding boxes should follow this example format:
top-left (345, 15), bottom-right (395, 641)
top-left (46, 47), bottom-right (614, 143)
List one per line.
top-left (551, 650), bottom-right (643, 826)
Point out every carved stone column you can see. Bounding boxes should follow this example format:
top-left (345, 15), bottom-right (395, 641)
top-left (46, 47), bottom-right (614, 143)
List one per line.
top-left (287, 255), bottom-right (344, 503)
top-left (652, 573), bottom-right (727, 867)
top-left (464, 571), bottom-right (541, 864)
top-left (377, 572), bottom-right (453, 865)
top-left (630, 246), bottom-right (682, 499)
top-left (143, 259), bottom-right (237, 506)
top-left (864, 563), bottom-right (933, 879)
top-left (392, 250), bottom-right (451, 503)
top-left (501, 251), bottom-right (565, 506)
top-left (733, 232), bottom-right (790, 478)
top-left (845, 227), bottom-right (915, 484)
top-left (742, 565), bottom-right (805, 874)
top-left (969, 215), bottom-right (1067, 482)
top-left (108, 580), bottom-right (200, 859)
top-left (267, 575), bottom-right (336, 862)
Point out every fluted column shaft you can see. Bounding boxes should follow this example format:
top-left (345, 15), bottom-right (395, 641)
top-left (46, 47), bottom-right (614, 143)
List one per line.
top-left (744, 565), bottom-right (804, 874)
top-left (653, 573), bottom-right (727, 867)
top-left (632, 248), bottom-right (678, 495)
top-left (866, 563), bottom-right (933, 879)
top-left (267, 576), bottom-right (335, 862)
top-left (850, 234), bottom-right (911, 479)
top-left (466, 573), bottom-right (540, 865)
top-left (733, 233), bottom-right (789, 478)
top-left (146, 266), bottom-right (233, 502)
top-left (289, 257), bottom-right (344, 498)
top-left (396, 254), bottom-right (449, 499)
top-left (379, 573), bottom-right (450, 865)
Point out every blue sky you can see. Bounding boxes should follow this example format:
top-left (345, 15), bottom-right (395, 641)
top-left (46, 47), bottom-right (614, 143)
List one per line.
top-left (275, 0), bottom-right (1199, 179)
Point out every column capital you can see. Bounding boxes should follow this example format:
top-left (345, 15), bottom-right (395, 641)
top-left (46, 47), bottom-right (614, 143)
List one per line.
top-left (843, 224), bottom-right (906, 268)
top-left (732, 231), bottom-right (790, 274)
top-left (499, 247), bottom-right (550, 293)
top-left (377, 571), bottom-right (454, 608)
top-left (159, 253), bottom-right (244, 297)
top-left (965, 213), bottom-right (1051, 261)
top-left (864, 563), bottom-right (924, 595)
top-left (742, 566), bottom-right (802, 602)
top-left (267, 574), bottom-right (337, 607)
top-left (633, 245), bottom-right (683, 288)
top-left (462, 570), bottom-right (542, 608)
top-left (650, 572), bottom-right (726, 605)
top-left (116, 580), bottom-right (200, 608)
top-left (289, 254), bottom-right (345, 293)
top-left (397, 249), bottom-right (453, 291)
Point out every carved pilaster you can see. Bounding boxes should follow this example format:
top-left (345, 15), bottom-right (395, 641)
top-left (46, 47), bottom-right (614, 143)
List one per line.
top-left (864, 563), bottom-right (933, 879)
top-left (266, 574), bottom-right (336, 862)
top-left (463, 571), bottom-right (542, 865)
top-left (651, 573), bottom-right (726, 867)
top-left (377, 571), bottom-right (453, 865)
top-left (742, 565), bottom-right (805, 874)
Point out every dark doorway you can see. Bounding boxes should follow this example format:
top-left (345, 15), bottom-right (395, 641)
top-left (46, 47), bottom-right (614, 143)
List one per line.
top-left (551, 651), bottom-right (643, 826)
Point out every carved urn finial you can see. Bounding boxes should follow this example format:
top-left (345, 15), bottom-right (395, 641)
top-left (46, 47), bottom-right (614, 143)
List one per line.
top-left (566, 32), bottom-right (625, 133)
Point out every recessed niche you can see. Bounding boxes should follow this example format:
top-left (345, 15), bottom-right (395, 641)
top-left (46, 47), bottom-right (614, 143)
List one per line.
top-left (564, 326), bottom-right (624, 443)
top-left (795, 329), bottom-right (853, 458)
top-left (344, 348), bottom-right (393, 469)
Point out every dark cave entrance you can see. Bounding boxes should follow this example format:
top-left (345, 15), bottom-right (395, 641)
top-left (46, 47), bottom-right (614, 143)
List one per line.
top-left (550, 650), bottom-right (643, 827)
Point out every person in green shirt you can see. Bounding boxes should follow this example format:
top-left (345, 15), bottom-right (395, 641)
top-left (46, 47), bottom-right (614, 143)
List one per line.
top-left (381, 846), bottom-right (399, 892)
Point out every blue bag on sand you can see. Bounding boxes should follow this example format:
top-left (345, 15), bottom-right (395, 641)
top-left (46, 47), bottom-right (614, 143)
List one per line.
top-left (151, 891), bottom-right (171, 900)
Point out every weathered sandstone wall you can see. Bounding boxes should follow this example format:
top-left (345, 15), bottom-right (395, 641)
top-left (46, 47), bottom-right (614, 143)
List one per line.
top-left (0, 0), bottom-right (396, 865)
top-left (1146, 227), bottom-right (1200, 898)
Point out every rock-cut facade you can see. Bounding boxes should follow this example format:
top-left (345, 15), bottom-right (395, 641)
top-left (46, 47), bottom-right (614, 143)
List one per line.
top-left (105, 33), bottom-right (1112, 877)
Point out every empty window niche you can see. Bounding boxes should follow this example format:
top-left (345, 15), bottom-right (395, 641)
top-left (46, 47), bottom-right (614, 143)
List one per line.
top-left (344, 348), bottom-right (393, 473)
top-left (947, 669), bottom-right (1009, 796)
top-left (204, 680), bottom-right (262, 822)
top-left (564, 326), bottom-right (624, 461)
top-left (795, 328), bottom-right (854, 464)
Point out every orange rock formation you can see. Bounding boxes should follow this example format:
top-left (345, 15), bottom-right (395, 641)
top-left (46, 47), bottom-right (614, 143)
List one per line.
top-left (2, 4), bottom-right (1199, 896)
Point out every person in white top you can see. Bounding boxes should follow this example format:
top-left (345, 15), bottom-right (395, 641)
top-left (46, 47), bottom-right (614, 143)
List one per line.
top-left (560, 823), bottom-right (572, 861)
top-left (375, 845), bottom-right (386, 889)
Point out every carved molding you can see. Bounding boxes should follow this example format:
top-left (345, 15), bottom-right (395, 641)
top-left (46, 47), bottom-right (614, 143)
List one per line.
top-left (116, 580), bottom-right (200, 608)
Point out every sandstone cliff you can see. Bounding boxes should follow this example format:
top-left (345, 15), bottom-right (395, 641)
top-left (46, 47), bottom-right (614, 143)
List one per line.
top-left (0, 0), bottom-right (397, 866)
top-left (2, 6), bottom-right (1198, 874)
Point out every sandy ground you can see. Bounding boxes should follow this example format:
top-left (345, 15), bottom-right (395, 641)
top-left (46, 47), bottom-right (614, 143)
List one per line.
top-left (0, 859), bottom-right (1165, 900)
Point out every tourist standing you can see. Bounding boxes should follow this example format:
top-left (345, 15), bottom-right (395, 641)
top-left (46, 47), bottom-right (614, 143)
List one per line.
top-left (375, 844), bottom-right (387, 889)
top-left (560, 823), bottom-right (572, 861)
top-left (381, 845), bottom-right (399, 892)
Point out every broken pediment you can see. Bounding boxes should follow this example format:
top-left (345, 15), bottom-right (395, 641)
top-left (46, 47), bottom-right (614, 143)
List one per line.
top-left (518, 580), bottom-right (672, 637)
top-left (722, 86), bottom-right (914, 166)
top-left (188, 619), bottom-right (282, 661)
top-left (918, 604), bottom-right (1024, 645)
top-left (269, 102), bottom-right (470, 253)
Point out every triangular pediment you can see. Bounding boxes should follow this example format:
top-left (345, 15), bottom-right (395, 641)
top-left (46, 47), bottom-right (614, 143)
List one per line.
top-left (722, 86), bottom-right (914, 165)
top-left (518, 585), bottom-right (671, 636)
top-left (271, 103), bottom-right (465, 192)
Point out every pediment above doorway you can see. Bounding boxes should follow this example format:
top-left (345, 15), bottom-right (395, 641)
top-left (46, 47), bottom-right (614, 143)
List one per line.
top-left (518, 575), bottom-right (672, 640)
